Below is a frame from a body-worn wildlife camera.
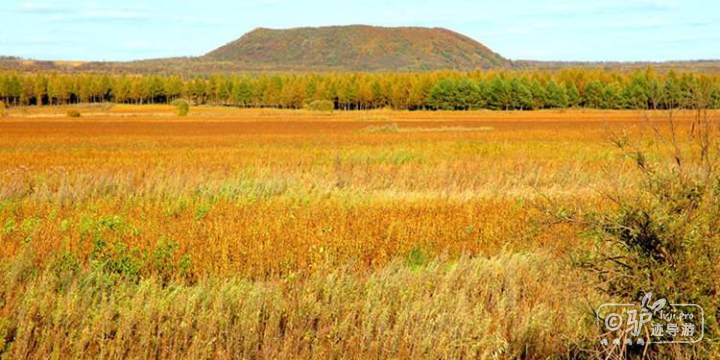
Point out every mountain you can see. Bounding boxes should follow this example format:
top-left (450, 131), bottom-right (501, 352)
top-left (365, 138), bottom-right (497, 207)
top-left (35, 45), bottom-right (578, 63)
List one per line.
top-left (203, 25), bottom-right (510, 71)
top-left (2, 25), bottom-right (720, 74)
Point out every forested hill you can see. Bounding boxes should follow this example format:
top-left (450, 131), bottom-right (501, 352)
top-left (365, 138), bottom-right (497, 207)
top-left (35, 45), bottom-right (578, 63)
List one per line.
top-left (204, 25), bottom-right (510, 71)
top-left (1, 25), bottom-right (720, 74)
top-left (0, 26), bottom-right (510, 73)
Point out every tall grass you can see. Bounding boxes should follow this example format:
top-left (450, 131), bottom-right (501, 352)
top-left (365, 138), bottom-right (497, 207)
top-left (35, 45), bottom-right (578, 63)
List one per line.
top-left (0, 251), bottom-right (595, 359)
top-left (0, 108), bottom-right (716, 358)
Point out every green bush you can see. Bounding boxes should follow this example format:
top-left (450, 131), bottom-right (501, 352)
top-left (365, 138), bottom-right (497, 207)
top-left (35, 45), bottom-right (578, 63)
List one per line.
top-left (307, 99), bottom-right (334, 112)
top-left (66, 109), bottom-right (81, 118)
top-left (87, 236), bottom-right (193, 284)
top-left (172, 99), bottom-right (190, 116)
top-left (0, 101), bottom-right (6, 117)
top-left (362, 123), bottom-right (400, 133)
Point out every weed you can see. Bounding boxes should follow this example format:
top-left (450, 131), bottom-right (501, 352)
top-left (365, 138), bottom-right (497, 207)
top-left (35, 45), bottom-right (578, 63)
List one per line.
top-left (362, 122), bottom-right (400, 133)
top-left (173, 99), bottom-right (190, 116)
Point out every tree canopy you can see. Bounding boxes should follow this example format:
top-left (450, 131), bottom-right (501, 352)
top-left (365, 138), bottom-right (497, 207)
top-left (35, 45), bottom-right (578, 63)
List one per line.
top-left (0, 68), bottom-right (718, 110)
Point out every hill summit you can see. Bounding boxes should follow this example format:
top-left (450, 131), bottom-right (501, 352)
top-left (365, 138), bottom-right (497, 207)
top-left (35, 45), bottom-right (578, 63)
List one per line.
top-left (204, 25), bottom-right (509, 71)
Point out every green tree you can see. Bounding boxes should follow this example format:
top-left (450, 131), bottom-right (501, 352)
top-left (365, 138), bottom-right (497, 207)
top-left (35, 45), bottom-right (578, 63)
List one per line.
top-left (76, 74), bottom-right (92, 103)
top-left (601, 83), bottom-right (623, 109)
top-left (0, 68), bottom-right (716, 112)
top-left (194, 79), bottom-right (210, 104)
top-left (370, 80), bottom-right (386, 108)
top-left (678, 74), bottom-right (698, 109)
top-left (455, 78), bottom-right (484, 110)
top-left (662, 71), bottom-right (682, 109)
top-left (280, 77), bottom-right (306, 109)
top-left (164, 76), bottom-right (184, 103)
top-left (427, 78), bottom-right (457, 110)
top-left (232, 78), bottom-right (254, 107)
top-left (338, 77), bottom-right (360, 110)
top-left (544, 80), bottom-right (568, 108)
top-left (112, 76), bottom-right (131, 103)
top-left (622, 77), bottom-right (649, 109)
top-left (407, 76), bottom-right (434, 110)
top-left (487, 77), bottom-right (513, 110)
top-left (510, 78), bottom-right (533, 110)
top-left (583, 81), bottom-right (605, 108)
top-left (32, 75), bottom-right (48, 106)
top-left (566, 82), bottom-right (580, 107)
top-left (1, 74), bottom-right (22, 106)
top-left (529, 80), bottom-right (546, 109)
top-left (48, 75), bottom-right (70, 105)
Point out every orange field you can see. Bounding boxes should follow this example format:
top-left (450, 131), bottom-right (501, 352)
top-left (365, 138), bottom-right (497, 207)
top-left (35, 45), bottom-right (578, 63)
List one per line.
top-left (0, 107), bottom-right (707, 276)
top-left (1, 107), bottom-right (684, 278)
top-left (0, 106), bottom-right (715, 358)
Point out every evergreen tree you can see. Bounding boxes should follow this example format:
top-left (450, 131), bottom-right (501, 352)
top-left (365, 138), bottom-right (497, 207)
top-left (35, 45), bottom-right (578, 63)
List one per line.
top-left (455, 78), bottom-right (481, 110)
top-left (232, 78), bottom-right (254, 107)
top-left (545, 80), bottom-right (568, 108)
top-left (601, 83), bottom-right (623, 109)
top-left (487, 77), bottom-right (513, 110)
top-left (662, 71), bottom-right (682, 109)
top-left (583, 81), bottom-right (605, 108)
top-left (510, 78), bottom-right (533, 110)
top-left (622, 78), bottom-right (649, 109)
top-left (428, 78), bottom-right (456, 110)
top-left (565, 82), bottom-right (580, 108)
top-left (529, 80), bottom-right (546, 109)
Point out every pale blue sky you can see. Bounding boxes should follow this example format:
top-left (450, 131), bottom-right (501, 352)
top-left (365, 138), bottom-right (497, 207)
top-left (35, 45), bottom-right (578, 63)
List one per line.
top-left (1, 0), bottom-right (718, 62)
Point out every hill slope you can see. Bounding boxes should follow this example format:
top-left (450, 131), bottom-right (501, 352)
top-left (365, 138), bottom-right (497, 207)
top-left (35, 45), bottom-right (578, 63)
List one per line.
top-left (204, 25), bottom-right (509, 71)
top-left (3, 25), bottom-right (720, 74)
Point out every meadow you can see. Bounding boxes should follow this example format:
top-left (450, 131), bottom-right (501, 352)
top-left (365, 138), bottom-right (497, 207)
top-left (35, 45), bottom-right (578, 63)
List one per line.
top-left (0, 105), bottom-right (717, 359)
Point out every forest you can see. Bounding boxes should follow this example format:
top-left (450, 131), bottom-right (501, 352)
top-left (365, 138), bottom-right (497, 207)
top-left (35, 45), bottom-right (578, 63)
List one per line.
top-left (0, 68), bottom-right (719, 110)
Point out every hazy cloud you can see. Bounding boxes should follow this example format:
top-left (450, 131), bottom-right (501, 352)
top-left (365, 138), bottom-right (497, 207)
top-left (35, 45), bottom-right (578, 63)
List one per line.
top-left (14, 1), bottom-right (71, 15)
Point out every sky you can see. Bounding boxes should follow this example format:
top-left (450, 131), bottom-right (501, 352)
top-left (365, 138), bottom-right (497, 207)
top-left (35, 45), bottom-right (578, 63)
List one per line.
top-left (1, 0), bottom-right (718, 62)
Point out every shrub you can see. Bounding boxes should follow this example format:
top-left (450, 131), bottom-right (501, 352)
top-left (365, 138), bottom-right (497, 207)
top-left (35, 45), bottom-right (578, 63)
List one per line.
top-left (0, 101), bottom-right (6, 117)
top-left (66, 109), bottom-right (81, 118)
top-left (577, 168), bottom-right (720, 357)
top-left (405, 247), bottom-right (428, 270)
top-left (584, 171), bottom-right (719, 295)
top-left (362, 123), bottom-right (400, 133)
top-left (172, 99), bottom-right (190, 116)
top-left (562, 109), bottom-right (720, 357)
top-left (307, 99), bottom-right (334, 112)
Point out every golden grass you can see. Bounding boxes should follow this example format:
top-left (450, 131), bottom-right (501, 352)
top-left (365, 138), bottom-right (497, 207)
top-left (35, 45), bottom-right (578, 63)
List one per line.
top-left (1, 251), bottom-right (597, 359)
top-left (0, 108), bottom-right (660, 277)
top-left (0, 107), bottom-right (709, 358)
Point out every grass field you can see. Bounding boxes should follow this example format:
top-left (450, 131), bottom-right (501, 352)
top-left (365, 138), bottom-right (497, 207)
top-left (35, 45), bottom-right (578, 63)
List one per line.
top-left (0, 106), bottom-right (717, 358)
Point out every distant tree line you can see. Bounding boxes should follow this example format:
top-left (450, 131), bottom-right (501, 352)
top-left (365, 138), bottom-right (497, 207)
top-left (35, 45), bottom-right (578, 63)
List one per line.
top-left (0, 68), bottom-right (718, 110)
